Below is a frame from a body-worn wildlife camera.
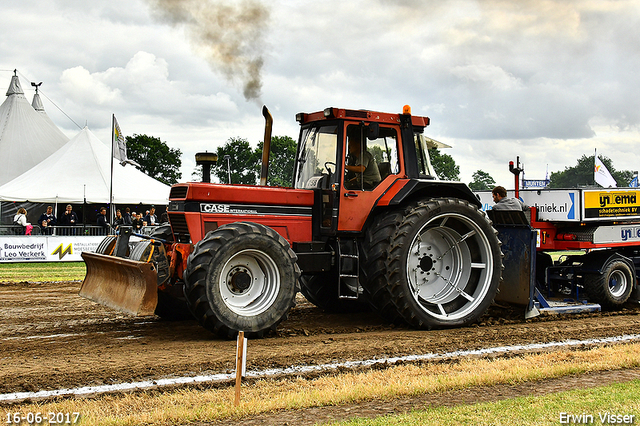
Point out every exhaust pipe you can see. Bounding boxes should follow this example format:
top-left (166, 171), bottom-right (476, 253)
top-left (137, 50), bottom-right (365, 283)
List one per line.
top-left (260, 105), bottom-right (273, 186)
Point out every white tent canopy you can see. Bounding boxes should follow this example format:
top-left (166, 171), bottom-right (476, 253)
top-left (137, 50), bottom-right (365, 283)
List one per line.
top-left (0, 126), bottom-right (170, 205)
top-left (0, 73), bottom-right (69, 186)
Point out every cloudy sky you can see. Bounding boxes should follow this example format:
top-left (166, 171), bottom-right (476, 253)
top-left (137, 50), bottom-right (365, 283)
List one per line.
top-left (2, 0), bottom-right (639, 187)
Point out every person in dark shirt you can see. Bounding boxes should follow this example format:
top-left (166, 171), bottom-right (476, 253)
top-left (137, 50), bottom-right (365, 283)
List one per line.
top-left (113, 209), bottom-right (124, 230)
top-left (131, 212), bottom-right (144, 232)
top-left (59, 204), bottom-right (79, 236)
top-left (38, 205), bottom-right (57, 235)
top-left (144, 207), bottom-right (158, 226)
top-left (96, 207), bottom-right (110, 235)
top-left (123, 207), bottom-right (132, 225)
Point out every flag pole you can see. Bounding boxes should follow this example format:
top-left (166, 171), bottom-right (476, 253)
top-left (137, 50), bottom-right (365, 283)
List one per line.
top-left (594, 148), bottom-right (597, 186)
top-left (109, 114), bottom-right (115, 226)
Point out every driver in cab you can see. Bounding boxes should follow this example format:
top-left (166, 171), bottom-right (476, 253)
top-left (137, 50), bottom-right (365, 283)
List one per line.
top-left (345, 133), bottom-right (381, 190)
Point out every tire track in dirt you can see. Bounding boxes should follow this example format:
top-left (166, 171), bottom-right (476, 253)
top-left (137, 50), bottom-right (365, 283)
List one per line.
top-left (1, 281), bottom-right (639, 397)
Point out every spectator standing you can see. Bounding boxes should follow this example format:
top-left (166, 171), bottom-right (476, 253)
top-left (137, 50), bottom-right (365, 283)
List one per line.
top-left (131, 212), bottom-right (143, 232)
top-left (38, 205), bottom-right (57, 235)
top-left (144, 207), bottom-right (158, 226)
top-left (96, 207), bottom-right (111, 235)
top-left (113, 209), bottom-right (124, 230)
top-left (59, 204), bottom-right (79, 225)
top-left (13, 207), bottom-right (32, 235)
top-left (160, 211), bottom-right (169, 224)
top-left (59, 204), bottom-right (79, 235)
top-left (123, 207), bottom-right (132, 225)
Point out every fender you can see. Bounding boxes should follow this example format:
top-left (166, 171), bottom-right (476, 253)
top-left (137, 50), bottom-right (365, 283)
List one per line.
top-left (580, 251), bottom-right (636, 285)
top-left (384, 179), bottom-right (482, 209)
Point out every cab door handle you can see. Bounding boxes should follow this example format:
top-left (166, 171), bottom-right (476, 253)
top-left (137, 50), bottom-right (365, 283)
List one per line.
top-left (344, 192), bottom-right (358, 198)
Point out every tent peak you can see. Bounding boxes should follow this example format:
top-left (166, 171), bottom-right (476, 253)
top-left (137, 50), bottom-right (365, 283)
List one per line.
top-left (31, 92), bottom-right (45, 112)
top-left (6, 74), bottom-right (24, 96)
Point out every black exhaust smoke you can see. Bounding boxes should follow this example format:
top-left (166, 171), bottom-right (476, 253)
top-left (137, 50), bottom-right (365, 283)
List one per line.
top-left (147, 0), bottom-right (270, 103)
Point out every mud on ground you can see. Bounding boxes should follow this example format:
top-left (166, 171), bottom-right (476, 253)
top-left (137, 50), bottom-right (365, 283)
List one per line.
top-left (1, 281), bottom-right (639, 424)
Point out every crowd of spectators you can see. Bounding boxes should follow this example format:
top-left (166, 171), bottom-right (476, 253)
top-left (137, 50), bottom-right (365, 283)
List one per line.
top-left (8, 204), bottom-right (167, 236)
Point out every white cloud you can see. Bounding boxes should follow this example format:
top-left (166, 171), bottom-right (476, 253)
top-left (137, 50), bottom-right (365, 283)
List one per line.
top-left (1, 0), bottom-right (639, 188)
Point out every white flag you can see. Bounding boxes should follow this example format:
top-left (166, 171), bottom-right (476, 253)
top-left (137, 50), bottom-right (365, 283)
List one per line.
top-left (113, 115), bottom-right (127, 162)
top-left (594, 156), bottom-right (617, 188)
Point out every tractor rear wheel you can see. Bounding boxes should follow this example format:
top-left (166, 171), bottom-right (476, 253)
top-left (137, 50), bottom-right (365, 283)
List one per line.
top-left (362, 198), bottom-right (502, 329)
top-left (184, 222), bottom-right (299, 338)
top-left (584, 259), bottom-right (633, 309)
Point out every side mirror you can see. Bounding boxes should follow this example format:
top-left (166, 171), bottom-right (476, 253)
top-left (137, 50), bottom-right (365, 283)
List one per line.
top-left (367, 122), bottom-right (379, 140)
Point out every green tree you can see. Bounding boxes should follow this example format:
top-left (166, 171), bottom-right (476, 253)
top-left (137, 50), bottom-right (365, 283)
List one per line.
top-left (125, 134), bottom-right (182, 185)
top-left (430, 148), bottom-right (460, 181)
top-left (213, 137), bottom-right (260, 185)
top-left (549, 155), bottom-right (633, 188)
top-left (255, 135), bottom-right (298, 186)
top-left (469, 170), bottom-right (496, 191)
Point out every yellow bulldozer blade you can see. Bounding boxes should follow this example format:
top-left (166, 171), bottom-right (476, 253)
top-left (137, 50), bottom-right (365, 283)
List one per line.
top-left (80, 252), bottom-right (159, 316)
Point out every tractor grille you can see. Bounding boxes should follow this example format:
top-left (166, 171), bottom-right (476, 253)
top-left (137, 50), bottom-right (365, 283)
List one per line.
top-left (170, 186), bottom-right (188, 199)
top-left (168, 213), bottom-right (190, 242)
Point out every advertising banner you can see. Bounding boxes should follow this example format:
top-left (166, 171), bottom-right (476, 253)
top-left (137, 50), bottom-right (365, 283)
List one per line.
top-left (582, 189), bottom-right (640, 221)
top-left (0, 236), bottom-right (104, 263)
top-left (476, 189), bottom-right (579, 222)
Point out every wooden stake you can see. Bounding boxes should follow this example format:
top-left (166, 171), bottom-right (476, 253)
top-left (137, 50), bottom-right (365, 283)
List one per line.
top-left (234, 331), bottom-right (245, 406)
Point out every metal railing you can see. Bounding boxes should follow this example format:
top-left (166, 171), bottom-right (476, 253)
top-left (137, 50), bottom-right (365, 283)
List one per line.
top-left (0, 224), bottom-right (161, 237)
top-left (0, 225), bottom-right (109, 236)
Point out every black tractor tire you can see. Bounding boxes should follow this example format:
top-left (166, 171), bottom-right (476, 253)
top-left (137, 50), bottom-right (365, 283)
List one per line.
top-left (299, 274), bottom-right (370, 313)
top-left (148, 223), bottom-right (174, 243)
top-left (584, 259), bottom-right (634, 309)
top-left (95, 236), bottom-right (117, 255)
top-left (361, 198), bottom-right (502, 329)
top-left (183, 222), bottom-right (300, 339)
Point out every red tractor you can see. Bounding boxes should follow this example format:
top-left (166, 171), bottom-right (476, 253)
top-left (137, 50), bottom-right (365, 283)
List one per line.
top-left (81, 105), bottom-right (503, 338)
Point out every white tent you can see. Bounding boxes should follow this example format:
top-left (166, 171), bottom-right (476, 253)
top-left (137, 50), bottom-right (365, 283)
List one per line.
top-left (0, 73), bottom-right (69, 186)
top-left (0, 126), bottom-right (170, 205)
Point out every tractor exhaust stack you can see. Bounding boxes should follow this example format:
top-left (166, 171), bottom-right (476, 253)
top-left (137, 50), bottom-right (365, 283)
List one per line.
top-left (260, 105), bottom-right (273, 186)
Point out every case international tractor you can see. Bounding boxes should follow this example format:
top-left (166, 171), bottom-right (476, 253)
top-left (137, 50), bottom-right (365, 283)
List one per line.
top-left (80, 105), bottom-right (504, 338)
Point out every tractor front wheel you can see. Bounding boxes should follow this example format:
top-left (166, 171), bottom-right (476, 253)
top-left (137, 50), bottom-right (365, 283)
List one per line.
top-left (184, 222), bottom-right (299, 338)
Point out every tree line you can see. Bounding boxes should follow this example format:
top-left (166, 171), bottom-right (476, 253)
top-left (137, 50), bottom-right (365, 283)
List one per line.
top-left (124, 133), bottom-right (634, 189)
top-left (468, 154), bottom-right (634, 190)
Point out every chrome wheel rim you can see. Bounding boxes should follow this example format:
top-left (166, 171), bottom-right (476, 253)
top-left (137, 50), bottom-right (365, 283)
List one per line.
top-left (608, 269), bottom-right (628, 298)
top-left (219, 249), bottom-right (280, 316)
top-left (406, 212), bottom-right (494, 321)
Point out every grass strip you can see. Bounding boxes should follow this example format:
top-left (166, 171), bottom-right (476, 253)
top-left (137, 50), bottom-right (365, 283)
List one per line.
top-left (0, 262), bottom-right (86, 282)
top-left (334, 379), bottom-right (640, 426)
top-left (3, 343), bottom-right (640, 425)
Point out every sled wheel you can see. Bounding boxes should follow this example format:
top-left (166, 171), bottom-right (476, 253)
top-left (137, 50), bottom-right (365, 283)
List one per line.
top-left (299, 274), bottom-right (369, 313)
top-left (95, 236), bottom-right (117, 255)
top-left (362, 198), bottom-right (502, 329)
top-left (184, 222), bottom-right (299, 339)
top-left (584, 259), bottom-right (634, 309)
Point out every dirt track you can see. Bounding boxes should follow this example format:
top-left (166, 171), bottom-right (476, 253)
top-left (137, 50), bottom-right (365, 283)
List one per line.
top-left (1, 280), bottom-right (640, 400)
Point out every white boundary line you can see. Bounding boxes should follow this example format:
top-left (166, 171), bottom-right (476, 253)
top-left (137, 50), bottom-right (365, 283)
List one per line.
top-left (2, 334), bottom-right (639, 402)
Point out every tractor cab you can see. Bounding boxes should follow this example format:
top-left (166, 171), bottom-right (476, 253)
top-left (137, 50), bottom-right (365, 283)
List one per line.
top-left (293, 106), bottom-right (440, 233)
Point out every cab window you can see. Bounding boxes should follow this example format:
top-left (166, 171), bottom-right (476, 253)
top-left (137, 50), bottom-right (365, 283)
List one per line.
top-left (344, 124), bottom-right (399, 190)
top-left (294, 125), bottom-right (339, 189)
